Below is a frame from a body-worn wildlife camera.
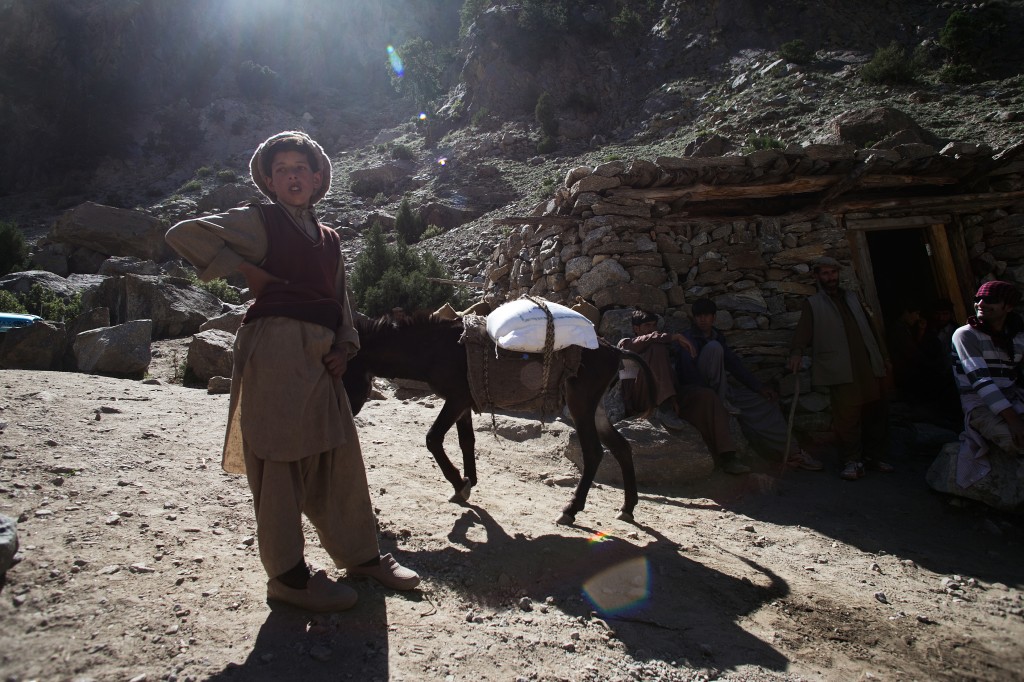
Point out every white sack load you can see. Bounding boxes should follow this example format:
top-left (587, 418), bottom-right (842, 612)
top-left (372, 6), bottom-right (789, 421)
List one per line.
top-left (486, 298), bottom-right (599, 352)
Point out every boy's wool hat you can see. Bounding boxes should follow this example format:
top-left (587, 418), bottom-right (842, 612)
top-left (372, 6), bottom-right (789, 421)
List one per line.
top-left (975, 280), bottom-right (1022, 306)
top-left (249, 130), bottom-right (332, 206)
top-left (812, 256), bottom-right (841, 271)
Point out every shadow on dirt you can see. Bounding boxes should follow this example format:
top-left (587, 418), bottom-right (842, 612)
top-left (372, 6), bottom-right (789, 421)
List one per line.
top-left (656, 436), bottom-right (1024, 590)
top-left (424, 504), bottom-right (791, 673)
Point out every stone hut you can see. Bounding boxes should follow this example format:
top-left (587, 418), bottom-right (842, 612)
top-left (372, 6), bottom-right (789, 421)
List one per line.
top-left (481, 139), bottom-right (1024, 423)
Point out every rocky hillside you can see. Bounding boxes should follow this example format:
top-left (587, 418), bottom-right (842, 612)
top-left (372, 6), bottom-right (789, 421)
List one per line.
top-left (1, 0), bottom-right (1022, 282)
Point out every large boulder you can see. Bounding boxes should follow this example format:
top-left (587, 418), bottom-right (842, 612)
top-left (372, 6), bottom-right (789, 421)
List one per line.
top-left (0, 270), bottom-right (98, 301)
top-left (186, 329), bottom-right (234, 382)
top-left (824, 107), bottom-right (942, 148)
top-left (81, 274), bottom-right (224, 339)
top-left (196, 183), bottom-right (260, 213)
top-left (199, 304), bottom-right (249, 334)
top-left (73, 319), bottom-right (153, 377)
top-left (0, 321), bottom-right (66, 370)
top-left (348, 163), bottom-right (412, 197)
top-left (49, 202), bottom-right (170, 263)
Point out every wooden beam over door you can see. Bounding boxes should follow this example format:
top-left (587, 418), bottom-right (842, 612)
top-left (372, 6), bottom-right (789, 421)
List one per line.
top-left (927, 223), bottom-right (969, 324)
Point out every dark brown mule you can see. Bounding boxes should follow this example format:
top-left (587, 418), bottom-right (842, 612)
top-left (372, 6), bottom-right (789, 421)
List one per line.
top-left (343, 313), bottom-right (655, 525)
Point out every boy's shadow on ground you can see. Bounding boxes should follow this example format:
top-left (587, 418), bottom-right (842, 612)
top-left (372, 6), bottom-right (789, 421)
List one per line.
top-left (207, 504), bottom-right (789, 680)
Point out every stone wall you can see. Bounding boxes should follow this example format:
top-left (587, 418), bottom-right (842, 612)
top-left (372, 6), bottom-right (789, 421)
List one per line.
top-left (480, 141), bottom-right (1024, 422)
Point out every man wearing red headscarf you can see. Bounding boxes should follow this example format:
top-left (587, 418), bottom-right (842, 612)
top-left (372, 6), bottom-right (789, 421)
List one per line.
top-left (928, 280), bottom-right (1024, 511)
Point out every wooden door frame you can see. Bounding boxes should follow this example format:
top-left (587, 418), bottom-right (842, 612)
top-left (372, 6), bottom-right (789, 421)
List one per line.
top-left (843, 214), bottom-right (970, 340)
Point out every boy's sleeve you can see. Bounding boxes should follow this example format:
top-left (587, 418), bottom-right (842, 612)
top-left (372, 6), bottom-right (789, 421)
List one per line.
top-left (953, 327), bottom-right (1012, 415)
top-left (332, 247), bottom-right (360, 357)
top-left (165, 205), bottom-right (267, 282)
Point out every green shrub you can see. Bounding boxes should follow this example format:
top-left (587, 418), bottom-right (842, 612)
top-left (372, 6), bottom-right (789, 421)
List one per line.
top-left (779, 39), bottom-right (814, 65)
top-left (471, 107), bottom-right (490, 127)
top-left (535, 91), bottom-right (558, 138)
top-left (611, 7), bottom-right (644, 40)
top-left (391, 144), bottom-right (415, 161)
top-left (0, 289), bottom-right (27, 313)
top-left (196, 166), bottom-right (213, 177)
top-left (350, 223), bottom-right (467, 316)
top-left (421, 225), bottom-right (444, 240)
top-left (185, 272), bottom-right (240, 304)
top-left (744, 135), bottom-right (785, 152)
top-left (939, 10), bottom-right (984, 65)
top-left (395, 197), bottom-right (426, 244)
top-left (938, 63), bottom-right (981, 84)
top-left (21, 284), bottom-right (82, 322)
top-left (217, 169), bottom-right (237, 183)
top-left (0, 220), bottom-right (29, 276)
top-left (387, 38), bottom-right (453, 110)
top-left (536, 135), bottom-right (557, 154)
top-left (372, 192), bottom-right (388, 206)
top-left (860, 42), bottom-right (919, 84)
top-left (179, 179), bottom-right (202, 193)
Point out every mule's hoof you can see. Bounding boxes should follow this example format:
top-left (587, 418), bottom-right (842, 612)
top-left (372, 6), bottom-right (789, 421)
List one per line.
top-left (556, 513), bottom-right (575, 525)
top-left (616, 511), bottom-right (635, 523)
top-left (459, 480), bottom-right (473, 501)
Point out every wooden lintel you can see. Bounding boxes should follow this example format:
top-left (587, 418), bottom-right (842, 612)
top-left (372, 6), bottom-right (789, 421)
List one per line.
top-left (845, 215), bottom-right (951, 231)
top-left (831, 189), bottom-right (1024, 214)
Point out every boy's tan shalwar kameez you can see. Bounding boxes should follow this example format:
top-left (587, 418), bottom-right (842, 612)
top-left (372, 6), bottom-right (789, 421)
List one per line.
top-left (166, 204), bottom-right (379, 578)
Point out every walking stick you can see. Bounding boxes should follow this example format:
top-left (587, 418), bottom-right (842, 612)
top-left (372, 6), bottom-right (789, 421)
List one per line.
top-left (781, 368), bottom-right (801, 478)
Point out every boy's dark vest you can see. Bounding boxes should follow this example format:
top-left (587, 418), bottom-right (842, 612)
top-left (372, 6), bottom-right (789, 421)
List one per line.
top-left (242, 203), bottom-right (343, 331)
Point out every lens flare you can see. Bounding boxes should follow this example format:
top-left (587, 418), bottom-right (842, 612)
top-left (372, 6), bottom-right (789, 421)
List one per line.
top-left (582, 555), bottom-right (650, 615)
top-left (387, 45), bottom-right (404, 77)
top-left (437, 157), bottom-right (448, 166)
top-left (588, 531), bottom-right (612, 544)
top-left (419, 112), bottom-right (428, 121)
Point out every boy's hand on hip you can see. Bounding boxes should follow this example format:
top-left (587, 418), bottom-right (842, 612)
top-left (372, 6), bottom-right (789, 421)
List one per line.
top-left (323, 349), bottom-right (348, 377)
top-left (237, 261), bottom-right (287, 298)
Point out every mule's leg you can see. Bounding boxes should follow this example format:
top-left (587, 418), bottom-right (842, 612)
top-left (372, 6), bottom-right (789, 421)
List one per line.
top-left (558, 390), bottom-right (605, 525)
top-left (426, 400), bottom-right (474, 502)
top-left (454, 411), bottom-right (477, 488)
top-left (596, 404), bottom-right (638, 522)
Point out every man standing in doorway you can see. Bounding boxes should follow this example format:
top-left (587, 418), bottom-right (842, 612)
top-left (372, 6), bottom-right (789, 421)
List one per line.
top-left (788, 257), bottom-right (894, 480)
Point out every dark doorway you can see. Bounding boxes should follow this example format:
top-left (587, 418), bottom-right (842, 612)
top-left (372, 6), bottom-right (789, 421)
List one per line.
top-left (866, 228), bottom-right (940, 325)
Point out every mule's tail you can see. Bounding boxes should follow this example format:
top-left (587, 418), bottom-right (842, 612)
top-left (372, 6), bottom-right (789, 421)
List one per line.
top-left (607, 342), bottom-right (658, 418)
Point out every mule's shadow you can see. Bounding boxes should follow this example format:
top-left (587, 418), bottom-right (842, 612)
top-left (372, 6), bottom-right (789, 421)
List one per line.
top-left (424, 504), bottom-right (790, 672)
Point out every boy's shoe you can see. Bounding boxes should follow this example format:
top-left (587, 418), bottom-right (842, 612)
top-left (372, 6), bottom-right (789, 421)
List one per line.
top-left (722, 399), bottom-right (742, 416)
top-left (720, 454), bottom-right (751, 475)
top-left (866, 460), bottom-right (895, 473)
top-left (267, 570), bottom-right (358, 612)
top-left (787, 450), bottom-right (824, 471)
top-left (348, 553), bottom-right (421, 591)
top-left (840, 462), bottom-right (865, 481)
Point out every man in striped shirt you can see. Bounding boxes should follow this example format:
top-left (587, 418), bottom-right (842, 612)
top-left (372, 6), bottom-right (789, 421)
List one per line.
top-left (943, 280), bottom-right (1024, 505)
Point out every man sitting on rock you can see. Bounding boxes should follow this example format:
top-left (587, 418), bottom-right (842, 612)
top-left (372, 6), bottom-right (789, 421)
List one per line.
top-left (618, 309), bottom-right (751, 475)
top-left (678, 298), bottom-right (823, 471)
top-left (928, 280), bottom-right (1024, 511)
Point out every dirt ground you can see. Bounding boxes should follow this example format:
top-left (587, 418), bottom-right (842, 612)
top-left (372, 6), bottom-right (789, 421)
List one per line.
top-left (1, 340), bottom-right (1023, 682)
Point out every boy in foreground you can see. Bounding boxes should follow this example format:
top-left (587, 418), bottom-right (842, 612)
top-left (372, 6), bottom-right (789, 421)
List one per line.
top-left (166, 131), bottom-right (419, 612)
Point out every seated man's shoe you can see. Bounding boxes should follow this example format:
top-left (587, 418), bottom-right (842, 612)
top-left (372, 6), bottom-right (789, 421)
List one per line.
top-left (721, 399), bottom-right (742, 416)
top-left (840, 462), bottom-right (865, 481)
top-left (787, 450), bottom-right (824, 471)
top-left (656, 405), bottom-right (687, 431)
top-left (267, 570), bottom-right (357, 612)
top-left (348, 553), bottom-right (421, 591)
top-left (866, 459), bottom-right (895, 473)
top-left (720, 454), bottom-right (751, 475)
